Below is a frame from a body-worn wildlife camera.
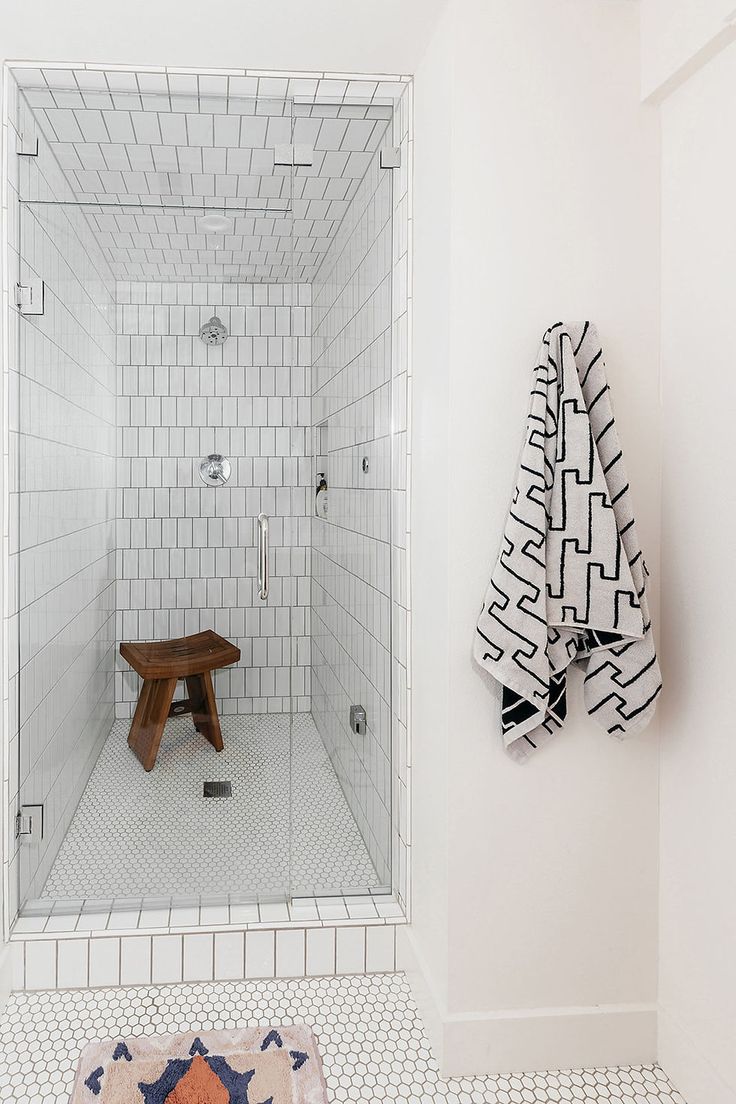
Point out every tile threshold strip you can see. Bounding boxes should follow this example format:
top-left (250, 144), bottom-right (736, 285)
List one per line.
top-left (13, 895), bottom-right (407, 939)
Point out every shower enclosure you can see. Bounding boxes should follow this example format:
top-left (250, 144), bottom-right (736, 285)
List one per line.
top-left (3, 65), bottom-right (410, 927)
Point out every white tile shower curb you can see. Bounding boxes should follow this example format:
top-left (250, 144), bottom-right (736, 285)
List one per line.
top-left (9, 920), bottom-right (402, 991)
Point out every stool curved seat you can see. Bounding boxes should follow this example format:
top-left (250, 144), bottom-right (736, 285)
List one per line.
top-left (120, 630), bottom-right (241, 771)
top-left (120, 629), bottom-right (241, 680)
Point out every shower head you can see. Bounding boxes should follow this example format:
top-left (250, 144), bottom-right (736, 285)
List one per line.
top-left (199, 314), bottom-right (228, 345)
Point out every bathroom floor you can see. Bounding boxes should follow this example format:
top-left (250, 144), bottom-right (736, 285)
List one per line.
top-left (0, 972), bottom-right (685, 1104)
top-left (42, 714), bottom-right (378, 900)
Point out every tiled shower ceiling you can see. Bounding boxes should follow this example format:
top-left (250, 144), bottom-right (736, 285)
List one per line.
top-left (16, 70), bottom-right (395, 282)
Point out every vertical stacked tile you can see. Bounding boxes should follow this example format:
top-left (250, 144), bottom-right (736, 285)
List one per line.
top-left (4, 80), bottom-right (117, 908)
top-left (115, 281), bottom-right (312, 718)
top-left (310, 135), bottom-right (394, 888)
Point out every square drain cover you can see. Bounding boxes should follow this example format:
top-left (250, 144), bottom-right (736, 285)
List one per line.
top-left (203, 780), bottom-right (232, 798)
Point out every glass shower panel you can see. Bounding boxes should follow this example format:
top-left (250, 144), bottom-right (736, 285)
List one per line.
top-left (296, 99), bottom-right (396, 898)
top-left (14, 189), bottom-right (118, 910)
top-left (234, 94), bottom-right (297, 907)
top-left (13, 86), bottom-right (299, 914)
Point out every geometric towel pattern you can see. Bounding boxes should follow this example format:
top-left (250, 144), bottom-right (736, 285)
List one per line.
top-left (69, 1026), bottom-right (328, 1104)
top-left (474, 322), bottom-right (662, 760)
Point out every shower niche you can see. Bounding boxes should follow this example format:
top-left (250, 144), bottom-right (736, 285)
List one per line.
top-left (3, 63), bottom-right (411, 929)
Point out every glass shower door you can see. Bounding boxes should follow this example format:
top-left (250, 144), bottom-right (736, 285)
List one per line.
top-left (239, 92), bottom-right (298, 906)
top-left (289, 97), bottom-right (396, 901)
top-left (12, 84), bottom-right (300, 915)
top-left (11, 74), bottom-right (401, 919)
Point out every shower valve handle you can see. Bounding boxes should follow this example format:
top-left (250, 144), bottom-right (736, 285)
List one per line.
top-left (199, 453), bottom-right (231, 486)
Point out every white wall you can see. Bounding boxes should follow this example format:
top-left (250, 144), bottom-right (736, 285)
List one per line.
top-left (405, 0), bottom-right (453, 1036)
top-left (658, 37), bottom-right (736, 1104)
top-left (407, 0), bottom-right (662, 1075)
top-left (641, 0), bottom-right (736, 99)
top-left (0, 0), bottom-right (683, 1082)
top-left (0, 0), bottom-right (444, 79)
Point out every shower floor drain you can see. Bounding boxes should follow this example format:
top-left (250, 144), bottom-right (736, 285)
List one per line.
top-left (203, 780), bottom-right (232, 798)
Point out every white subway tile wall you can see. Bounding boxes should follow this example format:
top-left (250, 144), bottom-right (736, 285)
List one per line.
top-left (5, 78), bottom-right (117, 912)
top-left (310, 86), bottom-right (412, 906)
top-left (310, 143), bottom-right (393, 887)
top-left (115, 279), bottom-right (312, 718)
top-left (8, 66), bottom-right (408, 108)
top-left (9, 80), bottom-right (394, 284)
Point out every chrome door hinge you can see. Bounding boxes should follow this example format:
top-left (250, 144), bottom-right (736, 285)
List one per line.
top-left (15, 804), bottom-right (44, 842)
top-left (15, 280), bottom-right (44, 315)
top-left (274, 143), bottom-right (314, 167)
top-left (380, 146), bottom-right (401, 169)
top-left (16, 134), bottom-right (39, 157)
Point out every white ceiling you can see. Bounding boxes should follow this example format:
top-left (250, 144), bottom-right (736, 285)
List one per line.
top-left (16, 68), bottom-right (398, 282)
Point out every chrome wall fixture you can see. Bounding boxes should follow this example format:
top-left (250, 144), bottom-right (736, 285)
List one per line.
top-left (16, 279), bottom-right (44, 315)
top-left (198, 454), bottom-right (231, 486)
top-left (350, 705), bottom-right (367, 736)
top-left (257, 513), bottom-right (269, 601)
top-left (199, 314), bottom-right (229, 345)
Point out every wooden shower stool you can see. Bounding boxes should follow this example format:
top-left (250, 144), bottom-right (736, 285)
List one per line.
top-left (120, 630), bottom-right (241, 771)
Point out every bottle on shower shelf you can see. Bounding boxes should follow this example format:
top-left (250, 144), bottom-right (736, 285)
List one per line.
top-left (315, 473), bottom-right (328, 518)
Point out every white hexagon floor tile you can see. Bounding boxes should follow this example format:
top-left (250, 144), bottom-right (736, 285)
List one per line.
top-left (42, 713), bottom-right (378, 900)
top-left (0, 973), bottom-right (686, 1103)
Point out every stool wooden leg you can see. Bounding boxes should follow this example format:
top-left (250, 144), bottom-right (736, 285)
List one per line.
top-left (186, 671), bottom-right (224, 752)
top-left (128, 676), bottom-right (178, 771)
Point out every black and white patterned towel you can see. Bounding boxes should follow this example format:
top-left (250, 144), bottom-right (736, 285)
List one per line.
top-left (474, 322), bottom-right (661, 760)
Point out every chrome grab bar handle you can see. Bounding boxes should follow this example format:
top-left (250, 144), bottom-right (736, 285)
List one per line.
top-left (257, 513), bottom-right (269, 601)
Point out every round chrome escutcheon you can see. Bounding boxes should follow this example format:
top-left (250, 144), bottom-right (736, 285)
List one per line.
top-left (199, 453), bottom-right (231, 486)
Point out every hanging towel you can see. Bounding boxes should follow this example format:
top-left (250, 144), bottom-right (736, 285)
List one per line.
top-left (474, 322), bottom-right (661, 760)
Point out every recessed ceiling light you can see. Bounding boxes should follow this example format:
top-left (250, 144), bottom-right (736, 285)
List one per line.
top-left (197, 213), bottom-right (233, 234)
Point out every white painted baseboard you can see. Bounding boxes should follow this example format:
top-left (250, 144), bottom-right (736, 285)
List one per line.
top-left (658, 1006), bottom-right (736, 1104)
top-left (439, 1005), bottom-right (657, 1077)
top-left (399, 928), bottom-right (657, 1077)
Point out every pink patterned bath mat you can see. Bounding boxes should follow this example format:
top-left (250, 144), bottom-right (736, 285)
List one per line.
top-left (69, 1025), bottom-right (328, 1103)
